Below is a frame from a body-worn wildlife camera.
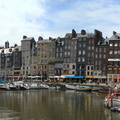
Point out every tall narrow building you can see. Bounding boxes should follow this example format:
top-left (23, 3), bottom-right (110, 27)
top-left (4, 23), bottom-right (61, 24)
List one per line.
top-left (21, 36), bottom-right (36, 76)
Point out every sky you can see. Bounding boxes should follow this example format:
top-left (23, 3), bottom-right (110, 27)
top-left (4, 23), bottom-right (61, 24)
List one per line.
top-left (0, 0), bottom-right (120, 46)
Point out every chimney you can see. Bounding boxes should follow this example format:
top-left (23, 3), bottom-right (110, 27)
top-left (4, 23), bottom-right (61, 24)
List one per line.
top-left (5, 41), bottom-right (9, 48)
top-left (113, 31), bottom-right (116, 35)
top-left (23, 35), bottom-right (27, 39)
top-left (49, 37), bottom-right (52, 40)
top-left (38, 36), bottom-right (43, 41)
top-left (81, 29), bottom-right (86, 35)
top-left (72, 29), bottom-right (77, 38)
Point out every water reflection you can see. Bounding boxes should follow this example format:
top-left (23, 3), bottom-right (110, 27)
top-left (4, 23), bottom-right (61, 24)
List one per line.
top-left (0, 90), bottom-right (120, 120)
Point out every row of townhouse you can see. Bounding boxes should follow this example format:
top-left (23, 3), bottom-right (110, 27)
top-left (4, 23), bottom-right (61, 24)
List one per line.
top-left (0, 29), bottom-right (120, 83)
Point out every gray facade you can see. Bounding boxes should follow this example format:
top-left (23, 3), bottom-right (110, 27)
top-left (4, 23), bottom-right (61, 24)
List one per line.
top-left (0, 42), bottom-right (22, 78)
top-left (55, 37), bottom-right (64, 76)
top-left (21, 36), bottom-right (36, 76)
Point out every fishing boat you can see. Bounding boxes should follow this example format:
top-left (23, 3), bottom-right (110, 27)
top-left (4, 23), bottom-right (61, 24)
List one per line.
top-left (75, 85), bottom-right (91, 92)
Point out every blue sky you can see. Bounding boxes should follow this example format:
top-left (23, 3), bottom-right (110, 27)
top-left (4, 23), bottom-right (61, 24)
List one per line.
top-left (0, 0), bottom-right (120, 46)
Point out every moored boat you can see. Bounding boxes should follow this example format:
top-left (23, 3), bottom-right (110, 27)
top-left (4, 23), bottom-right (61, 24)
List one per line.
top-left (104, 84), bottom-right (120, 111)
top-left (65, 84), bottom-right (77, 90)
top-left (75, 85), bottom-right (91, 92)
top-left (99, 89), bottom-right (109, 93)
top-left (27, 83), bottom-right (49, 90)
top-left (104, 94), bottom-right (120, 108)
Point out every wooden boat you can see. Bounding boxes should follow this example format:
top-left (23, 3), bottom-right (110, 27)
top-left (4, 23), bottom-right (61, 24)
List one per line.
top-left (75, 86), bottom-right (91, 92)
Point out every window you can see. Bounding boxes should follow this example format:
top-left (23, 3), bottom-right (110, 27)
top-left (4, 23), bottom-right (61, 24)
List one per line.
top-left (95, 61), bottom-right (97, 65)
top-left (82, 57), bottom-right (85, 62)
top-left (110, 43), bottom-right (113, 46)
top-left (68, 52), bottom-right (70, 56)
top-left (64, 52), bottom-right (67, 56)
top-left (60, 53), bottom-right (62, 57)
top-left (92, 46), bottom-right (94, 50)
top-left (114, 50), bottom-right (117, 54)
top-left (67, 64), bottom-right (69, 68)
top-left (92, 53), bottom-right (94, 57)
top-left (114, 43), bottom-right (118, 46)
top-left (60, 48), bottom-right (62, 52)
top-left (88, 46), bottom-right (90, 50)
top-left (79, 44), bottom-right (81, 47)
top-left (88, 53), bottom-right (90, 57)
top-left (96, 48), bottom-right (98, 52)
top-left (103, 54), bottom-right (106, 58)
top-left (95, 54), bottom-right (98, 58)
top-left (91, 66), bottom-right (93, 70)
top-left (72, 71), bottom-right (75, 74)
top-left (88, 66), bottom-right (90, 70)
top-left (56, 53), bottom-right (59, 57)
top-left (104, 48), bottom-right (106, 52)
top-left (79, 50), bottom-right (81, 55)
top-left (74, 46), bottom-right (76, 50)
top-left (83, 50), bottom-right (85, 55)
top-left (83, 43), bottom-right (86, 47)
top-left (109, 51), bottom-right (113, 54)
top-left (78, 57), bottom-right (81, 62)
top-left (73, 65), bottom-right (75, 69)
top-left (57, 48), bottom-right (59, 52)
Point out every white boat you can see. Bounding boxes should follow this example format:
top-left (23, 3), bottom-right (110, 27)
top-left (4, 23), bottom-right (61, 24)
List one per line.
top-left (0, 84), bottom-right (10, 90)
top-left (48, 86), bottom-right (60, 90)
top-left (28, 83), bottom-right (49, 90)
top-left (65, 84), bottom-right (77, 90)
top-left (105, 95), bottom-right (120, 108)
top-left (12, 81), bottom-right (29, 90)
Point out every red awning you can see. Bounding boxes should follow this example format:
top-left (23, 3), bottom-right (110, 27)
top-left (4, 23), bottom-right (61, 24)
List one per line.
top-left (115, 77), bottom-right (120, 79)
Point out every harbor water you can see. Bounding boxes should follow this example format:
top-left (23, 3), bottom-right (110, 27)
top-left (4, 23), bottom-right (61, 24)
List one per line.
top-left (0, 90), bottom-right (120, 120)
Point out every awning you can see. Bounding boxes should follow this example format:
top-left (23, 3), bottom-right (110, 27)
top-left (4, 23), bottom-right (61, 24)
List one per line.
top-left (85, 76), bottom-right (93, 79)
top-left (49, 76), bottom-right (65, 78)
top-left (8, 76), bottom-right (23, 78)
top-left (115, 77), bottom-right (120, 79)
top-left (93, 76), bottom-right (106, 79)
top-left (65, 76), bottom-right (84, 78)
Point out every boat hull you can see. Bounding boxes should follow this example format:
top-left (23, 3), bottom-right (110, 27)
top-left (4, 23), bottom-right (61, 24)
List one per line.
top-left (75, 88), bottom-right (91, 92)
top-left (105, 98), bottom-right (120, 108)
top-left (65, 84), bottom-right (76, 90)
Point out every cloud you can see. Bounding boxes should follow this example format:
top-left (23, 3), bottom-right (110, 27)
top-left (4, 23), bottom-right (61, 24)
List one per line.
top-left (0, 0), bottom-right (120, 46)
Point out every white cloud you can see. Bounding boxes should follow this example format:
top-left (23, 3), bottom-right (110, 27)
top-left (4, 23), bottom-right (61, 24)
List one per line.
top-left (0, 0), bottom-right (120, 46)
